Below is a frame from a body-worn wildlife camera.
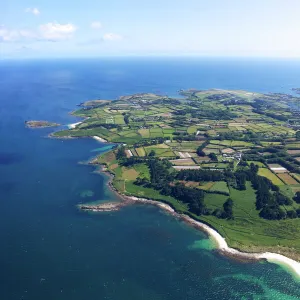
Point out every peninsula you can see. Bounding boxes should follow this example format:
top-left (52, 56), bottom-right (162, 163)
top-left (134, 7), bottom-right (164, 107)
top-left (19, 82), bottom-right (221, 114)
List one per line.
top-left (52, 89), bottom-right (300, 265)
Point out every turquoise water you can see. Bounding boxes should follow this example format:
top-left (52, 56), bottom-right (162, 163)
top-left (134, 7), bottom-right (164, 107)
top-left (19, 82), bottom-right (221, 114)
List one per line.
top-left (1, 58), bottom-right (300, 299)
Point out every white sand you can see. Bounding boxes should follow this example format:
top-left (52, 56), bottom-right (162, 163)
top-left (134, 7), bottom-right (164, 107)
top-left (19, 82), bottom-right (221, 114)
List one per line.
top-left (93, 136), bottom-right (108, 143)
top-left (68, 121), bottom-right (82, 129)
top-left (260, 253), bottom-right (300, 277)
top-left (126, 196), bottom-right (300, 279)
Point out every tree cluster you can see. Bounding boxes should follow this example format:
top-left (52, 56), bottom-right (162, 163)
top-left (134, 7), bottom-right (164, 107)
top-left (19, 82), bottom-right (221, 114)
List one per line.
top-left (146, 159), bottom-right (206, 215)
top-left (177, 169), bottom-right (224, 182)
top-left (116, 146), bottom-right (126, 160)
top-left (213, 198), bottom-right (234, 219)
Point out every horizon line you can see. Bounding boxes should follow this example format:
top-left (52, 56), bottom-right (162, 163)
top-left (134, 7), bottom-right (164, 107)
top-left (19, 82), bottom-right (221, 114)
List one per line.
top-left (2, 55), bottom-right (300, 61)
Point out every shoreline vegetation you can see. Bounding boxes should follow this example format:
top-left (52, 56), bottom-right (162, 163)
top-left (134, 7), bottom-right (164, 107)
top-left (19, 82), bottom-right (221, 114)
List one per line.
top-left (25, 120), bottom-right (60, 128)
top-left (48, 89), bottom-right (300, 279)
top-left (80, 161), bottom-right (300, 280)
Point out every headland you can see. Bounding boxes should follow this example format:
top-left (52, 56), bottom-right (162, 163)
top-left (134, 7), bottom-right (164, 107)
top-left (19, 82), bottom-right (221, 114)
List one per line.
top-left (50, 89), bottom-right (300, 278)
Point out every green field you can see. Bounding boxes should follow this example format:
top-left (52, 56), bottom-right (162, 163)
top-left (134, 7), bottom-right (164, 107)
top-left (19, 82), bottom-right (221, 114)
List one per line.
top-left (135, 147), bottom-right (146, 156)
top-left (133, 163), bottom-right (150, 180)
top-left (286, 143), bottom-right (300, 149)
top-left (258, 168), bottom-right (285, 186)
top-left (209, 181), bottom-right (229, 194)
top-left (144, 146), bottom-right (175, 157)
top-left (138, 129), bottom-right (150, 138)
top-left (201, 183), bottom-right (300, 256)
top-left (198, 182), bottom-right (215, 191)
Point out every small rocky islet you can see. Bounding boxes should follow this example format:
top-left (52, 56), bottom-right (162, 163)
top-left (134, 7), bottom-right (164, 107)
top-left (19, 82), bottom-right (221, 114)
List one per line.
top-left (25, 120), bottom-right (60, 128)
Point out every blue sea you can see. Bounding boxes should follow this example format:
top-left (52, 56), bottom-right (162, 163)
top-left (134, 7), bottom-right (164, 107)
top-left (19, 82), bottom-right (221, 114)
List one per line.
top-left (1, 58), bottom-right (300, 300)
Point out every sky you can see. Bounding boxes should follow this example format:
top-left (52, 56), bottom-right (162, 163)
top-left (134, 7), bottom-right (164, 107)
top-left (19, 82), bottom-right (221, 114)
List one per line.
top-left (1, 0), bottom-right (300, 59)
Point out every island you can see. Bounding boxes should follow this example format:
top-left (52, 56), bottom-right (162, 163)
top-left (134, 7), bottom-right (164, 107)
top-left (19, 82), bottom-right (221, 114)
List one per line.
top-left (25, 120), bottom-right (60, 128)
top-left (50, 89), bottom-right (300, 268)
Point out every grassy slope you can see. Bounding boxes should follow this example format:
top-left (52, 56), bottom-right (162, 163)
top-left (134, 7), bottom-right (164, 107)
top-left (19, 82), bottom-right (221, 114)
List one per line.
top-left (201, 182), bottom-right (300, 260)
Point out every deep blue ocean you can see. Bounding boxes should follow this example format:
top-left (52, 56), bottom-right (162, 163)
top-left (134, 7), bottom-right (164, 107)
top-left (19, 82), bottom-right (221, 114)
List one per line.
top-left (1, 58), bottom-right (300, 300)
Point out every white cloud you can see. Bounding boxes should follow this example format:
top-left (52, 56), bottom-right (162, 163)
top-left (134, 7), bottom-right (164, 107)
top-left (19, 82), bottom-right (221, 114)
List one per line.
top-left (25, 7), bottom-right (40, 15)
top-left (90, 21), bottom-right (102, 29)
top-left (0, 26), bottom-right (17, 42)
top-left (0, 22), bottom-right (77, 43)
top-left (39, 22), bottom-right (77, 41)
top-left (102, 33), bottom-right (123, 41)
top-left (0, 25), bottom-right (36, 42)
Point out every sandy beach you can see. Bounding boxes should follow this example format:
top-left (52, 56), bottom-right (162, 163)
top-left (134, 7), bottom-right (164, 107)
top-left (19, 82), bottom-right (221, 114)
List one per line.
top-left (67, 121), bottom-right (82, 129)
top-left (129, 197), bottom-right (300, 279)
top-left (81, 193), bottom-right (300, 280)
top-left (93, 136), bottom-right (108, 143)
top-left (137, 197), bottom-right (300, 279)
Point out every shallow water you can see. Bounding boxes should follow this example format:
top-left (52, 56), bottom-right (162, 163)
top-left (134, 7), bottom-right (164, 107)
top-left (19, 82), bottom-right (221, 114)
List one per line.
top-left (1, 58), bottom-right (300, 299)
